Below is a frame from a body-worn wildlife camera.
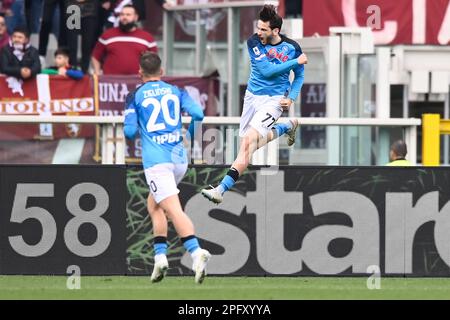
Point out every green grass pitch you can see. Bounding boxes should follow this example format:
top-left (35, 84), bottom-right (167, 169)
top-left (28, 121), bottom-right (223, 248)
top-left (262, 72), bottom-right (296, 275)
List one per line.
top-left (1, 276), bottom-right (450, 299)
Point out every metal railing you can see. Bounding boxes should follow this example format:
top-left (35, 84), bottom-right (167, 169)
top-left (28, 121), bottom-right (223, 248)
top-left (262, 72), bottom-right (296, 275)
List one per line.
top-left (0, 115), bottom-right (124, 165)
top-left (0, 115), bottom-right (421, 165)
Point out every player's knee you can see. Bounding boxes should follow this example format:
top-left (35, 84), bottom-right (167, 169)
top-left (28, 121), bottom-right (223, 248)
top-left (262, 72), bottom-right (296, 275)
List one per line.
top-left (147, 202), bottom-right (159, 215)
top-left (163, 209), bottom-right (179, 221)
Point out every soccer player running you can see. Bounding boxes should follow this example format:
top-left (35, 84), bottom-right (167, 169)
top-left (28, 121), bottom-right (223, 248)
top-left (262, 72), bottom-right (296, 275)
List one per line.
top-left (201, 5), bottom-right (307, 204)
top-left (124, 52), bottom-right (211, 284)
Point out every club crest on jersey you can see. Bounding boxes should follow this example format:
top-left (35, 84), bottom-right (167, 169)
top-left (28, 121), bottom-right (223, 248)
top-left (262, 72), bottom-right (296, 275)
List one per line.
top-left (252, 46), bottom-right (261, 56)
top-left (267, 48), bottom-right (289, 62)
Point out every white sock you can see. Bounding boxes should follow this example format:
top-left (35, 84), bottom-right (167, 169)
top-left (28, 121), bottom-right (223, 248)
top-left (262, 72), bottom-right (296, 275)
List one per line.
top-left (216, 184), bottom-right (225, 195)
top-left (191, 248), bottom-right (202, 258)
top-left (154, 254), bottom-right (167, 264)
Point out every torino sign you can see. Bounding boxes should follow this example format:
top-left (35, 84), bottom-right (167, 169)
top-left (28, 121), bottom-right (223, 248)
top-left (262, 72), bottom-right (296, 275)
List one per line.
top-left (304, 0), bottom-right (450, 45)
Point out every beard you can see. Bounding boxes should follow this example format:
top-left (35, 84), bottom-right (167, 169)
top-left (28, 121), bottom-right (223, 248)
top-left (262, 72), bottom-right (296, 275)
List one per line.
top-left (259, 34), bottom-right (273, 45)
top-left (119, 21), bottom-right (136, 32)
top-left (265, 34), bottom-right (274, 44)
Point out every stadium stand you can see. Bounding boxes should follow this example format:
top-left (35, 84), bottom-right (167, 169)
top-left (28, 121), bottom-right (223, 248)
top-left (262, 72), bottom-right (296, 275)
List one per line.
top-left (2, 0), bottom-right (450, 303)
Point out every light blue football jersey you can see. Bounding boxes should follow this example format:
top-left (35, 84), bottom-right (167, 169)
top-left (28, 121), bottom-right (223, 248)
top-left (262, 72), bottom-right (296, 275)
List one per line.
top-left (124, 80), bottom-right (204, 169)
top-left (246, 33), bottom-right (305, 101)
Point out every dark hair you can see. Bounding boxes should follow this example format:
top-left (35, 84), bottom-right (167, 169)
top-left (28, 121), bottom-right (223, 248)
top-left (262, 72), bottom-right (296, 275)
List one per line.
top-left (140, 52), bottom-right (161, 76)
top-left (12, 26), bottom-right (30, 38)
top-left (122, 4), bottom-right (138, 15)
top-left (391, 140), bottom-right (407, 158)
top-left (54, 47), bottom-right (70, 58)
top-left (259, 4), bottom-right (282, 30)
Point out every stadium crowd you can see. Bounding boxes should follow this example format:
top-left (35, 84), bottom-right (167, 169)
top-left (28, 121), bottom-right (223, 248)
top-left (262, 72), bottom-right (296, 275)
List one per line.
top-left (0, 0), bottom-right (162, 82)
top-left (0, 0), bottom-right (303, 83)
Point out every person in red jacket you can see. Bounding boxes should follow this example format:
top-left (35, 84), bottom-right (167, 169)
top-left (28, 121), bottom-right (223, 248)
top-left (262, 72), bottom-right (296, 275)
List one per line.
top-left (91, 4), bottom-right (158, 75)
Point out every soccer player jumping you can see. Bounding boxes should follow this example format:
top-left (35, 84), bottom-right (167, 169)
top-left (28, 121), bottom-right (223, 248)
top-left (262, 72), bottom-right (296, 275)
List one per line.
top-left (201, 5), bottom-right (307, 204)
top-left (124, 52), bottom-right (211, 284)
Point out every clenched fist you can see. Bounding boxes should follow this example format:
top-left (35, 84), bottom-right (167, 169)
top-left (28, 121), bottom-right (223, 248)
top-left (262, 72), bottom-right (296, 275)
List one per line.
top-left (297, 53), bottom-right (308, 65)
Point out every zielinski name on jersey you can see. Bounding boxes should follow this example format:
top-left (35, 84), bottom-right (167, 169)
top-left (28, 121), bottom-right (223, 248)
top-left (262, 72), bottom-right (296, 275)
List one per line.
top-left (143, 87), bottom-right (173, 98)
top-left (152, 131), bottom-right (182, 144)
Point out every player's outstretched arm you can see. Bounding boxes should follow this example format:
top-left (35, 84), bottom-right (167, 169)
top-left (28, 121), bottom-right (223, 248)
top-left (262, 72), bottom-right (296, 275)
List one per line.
top-left (297, 53), bottom-right (308, 65)
top-left (180, 89), bottom-right (204, 140)
top-left (252, 53), bottom-right (300, 78)
top-left (287, 64), bottom-right (305, 102)
top-left (124, 92), bottom-right (138, 139)
top-left (247, 36), bottom-right (306, 78)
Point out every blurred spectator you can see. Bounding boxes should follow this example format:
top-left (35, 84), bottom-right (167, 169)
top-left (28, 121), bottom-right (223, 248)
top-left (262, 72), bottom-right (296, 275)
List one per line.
top-left (0, 1), bottom-right (14, 17)
top-left (105, 0), bottom-right (132, 27)
top-left (38, 0), bottom-right (67, 61)
top-left (97, 0), bottom-right (113, 39)
top-left (0, 26), bottom-right (41, 80)
top-left (2, 0), bottom-right (26, 34)
top-left (386, 140), bottom-right (412, 166)
top-left (0, 15), bottom-right (9, 49)
top-left (91, 4), bottom-right (157, 75)
top-left (41, 46), bottom-right (84, 79)
top-left (133, 0), bottom-right (146, 24)
top-left (157, 0), bottom-right (176, 10)
top-left (66, 0), bottom-right (99, 73)
top-left (105, 0), bottom-right (146, 28)
top-left (285, 0), bottom-right (302, 18)
top-left (24, 0), bottom-right (43, 34)
top-left (133, 0), bottom-right (147, 26)
top-left (24, 0), bottom-right (59, 46)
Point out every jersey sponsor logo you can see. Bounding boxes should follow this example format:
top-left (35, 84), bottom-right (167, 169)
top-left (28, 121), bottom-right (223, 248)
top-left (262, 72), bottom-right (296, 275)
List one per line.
top-left (252, 46), bottom-right (261, 56)
top-left (152, 131), bottom-right (182, 144)
top-left (267, 48), bottom-right (289, 62)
